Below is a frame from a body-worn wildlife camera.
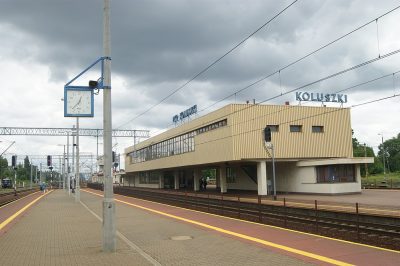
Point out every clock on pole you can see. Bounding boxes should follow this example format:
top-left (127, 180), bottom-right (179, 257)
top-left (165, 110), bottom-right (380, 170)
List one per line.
top-left (64, 86), bottom-right (94, 117)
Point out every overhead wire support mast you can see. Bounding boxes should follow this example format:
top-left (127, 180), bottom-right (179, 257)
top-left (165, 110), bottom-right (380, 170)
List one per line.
top-left (0, 127), bottom-right (149, 138)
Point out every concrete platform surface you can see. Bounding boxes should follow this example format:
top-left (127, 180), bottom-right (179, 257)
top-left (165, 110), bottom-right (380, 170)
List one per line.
top-left (0, 190), bottom-right (312, 266)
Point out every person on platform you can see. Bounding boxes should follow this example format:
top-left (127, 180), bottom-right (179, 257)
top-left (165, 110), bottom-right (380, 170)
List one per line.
top-left (203, 177), bottom-right (208, 191)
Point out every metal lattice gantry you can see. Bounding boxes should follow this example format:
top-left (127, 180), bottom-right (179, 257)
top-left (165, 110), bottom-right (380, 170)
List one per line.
top-left (0, 127), bottom-right (150, 138)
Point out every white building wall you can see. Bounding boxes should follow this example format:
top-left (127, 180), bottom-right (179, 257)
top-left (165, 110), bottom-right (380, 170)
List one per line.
top-left (276, 162), bottom-right (362, 194)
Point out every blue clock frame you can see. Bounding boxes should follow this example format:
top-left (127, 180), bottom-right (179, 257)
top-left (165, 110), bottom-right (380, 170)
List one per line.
top-left (64, 86), bottom-right (95, 117)
top-left (63, 56), bottom-right (111, 118)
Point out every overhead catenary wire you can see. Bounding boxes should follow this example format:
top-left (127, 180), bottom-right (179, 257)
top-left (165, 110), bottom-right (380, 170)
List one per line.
top-left (198, 5), bottom-right (400, 114)
top-left (149, 4), bottom-right (400, 136)
top-left (147, 48), bottom-right (400, 140)
top-left (194, 93), bottom-right (400, 148)
top-left (116, 0), bottom-right (300, 129)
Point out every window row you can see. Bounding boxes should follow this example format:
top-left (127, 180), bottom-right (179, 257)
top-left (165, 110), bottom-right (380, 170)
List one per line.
top-left (137, 171), bottom-right (160, 184)
top-left (129, 131), bottom-right (196, 163)
top-left (316, 164), bottom-right (355, 183)
top-left (196, 119), bottom-right (227, 135)
top-left (266, 124), bottom-right (324, 133)
top-left (128, 119), bottom-right (228, 164)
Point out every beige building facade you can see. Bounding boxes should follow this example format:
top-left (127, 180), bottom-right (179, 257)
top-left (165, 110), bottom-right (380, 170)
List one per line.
top-left (124, 104), bottom-right (373, 195)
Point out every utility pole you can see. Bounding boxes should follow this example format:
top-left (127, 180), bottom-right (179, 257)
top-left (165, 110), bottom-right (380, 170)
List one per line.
top-left (75, 117), bottom-right (80, 202)
top-left (40, 163), bottom-right (42, 183)
top-left (72, 125), bottom-right (75, 194)
top-left (379, 134), bottom-right (386, 175)
top-left (364, 143), bottom-right (368, 178)
top-left (67, 132), bottom-right (70, 195)
top-left (102, 0), bottom-right (116, 252)
top-left (62, 144), bottom-right (66, 190)
top-left (30, 163), bottom-right (33, 189)
top-left (271, 144), bottom-right (277, 200)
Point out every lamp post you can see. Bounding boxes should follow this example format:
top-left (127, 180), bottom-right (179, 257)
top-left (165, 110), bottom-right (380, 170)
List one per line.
top-left (378, 133), bottom-right (386, 175)
top-left (75, 117), bottom-right (80, 202)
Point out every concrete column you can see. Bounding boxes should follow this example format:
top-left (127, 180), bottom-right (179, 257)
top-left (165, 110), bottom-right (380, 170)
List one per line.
top-left (174, 170), bottom-right (179, 190)
top-left (219, 165), bottom-right (227, 193)
top-left (216, 169), bottom-right (221, 190)
top-left (193, 169), bottom-right (200, 191)
top-left (257, 161), bottom-right (268, 195)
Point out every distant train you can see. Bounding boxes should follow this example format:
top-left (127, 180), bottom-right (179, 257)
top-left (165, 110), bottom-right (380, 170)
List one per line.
top-left (1, 178), bottom-right (12, 188)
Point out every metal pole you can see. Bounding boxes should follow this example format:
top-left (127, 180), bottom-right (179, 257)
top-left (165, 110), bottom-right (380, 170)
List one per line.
top-left (59, 156), bottom-right (62, 189)
top-left (364, 143), bottom-right (368, 178)
top-left (30, 163), bottom-right (33, 189)
top-left (96, 130), bottom-right (99, 173)
top-left (271, 144), bottom-right (277, 200)
top-left (67, 132), bottom-right (70, 195)
top-left (381, 135), bottom-right (386, 175)
top-left (102, 0), bottom-right (116, 252)
top-left (14, 169), bottom-right (17, 196)
top-left (75, 117), bottom-right (80, 202)
top-left (63, 145), bottom-right (66, 189)
top-left (72, 126), bottom-right (75, 181)
top-left (40, 163), bottom-right (42, 183)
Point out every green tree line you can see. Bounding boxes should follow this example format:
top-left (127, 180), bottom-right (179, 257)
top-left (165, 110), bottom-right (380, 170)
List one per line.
top-left (353, 132), bottom-right (400, 176)
top-left (0, 156), bottom-right (60, 182)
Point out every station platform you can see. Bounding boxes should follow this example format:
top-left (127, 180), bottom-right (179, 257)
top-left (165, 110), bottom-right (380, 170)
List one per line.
top-left (0, 189), bottom-right (399, 265)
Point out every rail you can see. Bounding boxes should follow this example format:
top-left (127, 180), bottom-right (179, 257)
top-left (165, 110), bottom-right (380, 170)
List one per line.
top-left (88, 183), bottom-right (400, 250)
top-left (0, 188), bottom-right (38, 207)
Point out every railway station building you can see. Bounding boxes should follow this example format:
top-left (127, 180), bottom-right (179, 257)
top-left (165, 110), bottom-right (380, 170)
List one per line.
top-left (124, 103), bottom-right (373, 195)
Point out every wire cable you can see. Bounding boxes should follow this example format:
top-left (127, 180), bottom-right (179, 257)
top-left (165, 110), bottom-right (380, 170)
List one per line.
top-left (116, 0), bottom-right (300, 129)
top-left (195, 93), bottom-right (400, 148)
top-left (148, 4), bottom-right (400, 135)
top-left (198, 5), bottom-right (400, 114)
top-left (148, 48), bottom-right (400, 139)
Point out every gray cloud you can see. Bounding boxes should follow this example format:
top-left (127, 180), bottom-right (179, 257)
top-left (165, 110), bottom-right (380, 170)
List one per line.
top-left (1, 0), bottom-right (400, 164)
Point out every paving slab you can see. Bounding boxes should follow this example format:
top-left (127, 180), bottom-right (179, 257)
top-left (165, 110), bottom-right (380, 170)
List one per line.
top-left (0, 190), bottom-right (152, 266)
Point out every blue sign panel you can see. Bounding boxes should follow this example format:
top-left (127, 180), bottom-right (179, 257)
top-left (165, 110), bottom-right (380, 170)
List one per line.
top-left (173, 105), bottom-right (197, 123)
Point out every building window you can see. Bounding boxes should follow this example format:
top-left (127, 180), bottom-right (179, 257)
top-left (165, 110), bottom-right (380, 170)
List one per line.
top-left (312, 126), bottom-right (324, 133)
top-left (266, 125), bottom-right (279, 132)
top-left (290, 125), bottom-right (302, 132)
top-left (226, 167), bottom-right (236, 183)
top-left (149, 172), bottom-right (160, 184)
top-left (316, 165), bottom-right (355, 183)
top-left (139, 172), bottom-right (147, 184)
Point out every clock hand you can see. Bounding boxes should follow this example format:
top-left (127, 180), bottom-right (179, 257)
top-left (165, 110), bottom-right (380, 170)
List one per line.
top-left (72, 96), bottom-right (82, 109)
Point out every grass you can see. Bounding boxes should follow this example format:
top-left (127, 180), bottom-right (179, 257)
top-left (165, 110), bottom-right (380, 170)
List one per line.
top-left (362, 172), bottom-right (400, 188)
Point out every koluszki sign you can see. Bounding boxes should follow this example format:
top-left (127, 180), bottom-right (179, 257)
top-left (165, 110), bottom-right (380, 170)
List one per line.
top-left (296, 92), bottom-right (348, 103)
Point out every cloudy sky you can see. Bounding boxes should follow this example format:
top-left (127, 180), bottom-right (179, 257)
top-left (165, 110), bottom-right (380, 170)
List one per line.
top-left (0, 0), bottom-right (399, 172)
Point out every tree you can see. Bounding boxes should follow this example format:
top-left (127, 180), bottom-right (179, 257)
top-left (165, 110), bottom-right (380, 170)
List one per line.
top-left (24, 156), bottom-right (31, 178)
top-left (0, 156), bottom-right (8, 177)
top-left (378, 134), bottom-right (400, 172)
top-left (352, 132), bottom-right (381, 176)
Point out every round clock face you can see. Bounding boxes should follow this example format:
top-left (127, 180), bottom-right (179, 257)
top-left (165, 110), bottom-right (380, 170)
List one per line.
top-left (66, 89), bottom-right (93, 116)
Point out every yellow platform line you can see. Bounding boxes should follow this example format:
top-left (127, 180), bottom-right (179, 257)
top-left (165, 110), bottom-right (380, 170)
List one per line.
top-left (83, 189), bottom-right (400, 254)
top-left (83, 189), bottom-right (353, 266)
top-left (0, 191), bottom-right (51, 231)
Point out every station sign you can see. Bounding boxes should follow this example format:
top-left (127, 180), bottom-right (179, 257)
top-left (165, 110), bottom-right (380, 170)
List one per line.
top-left (173, 104), bottom-right (197, 123)
top-left (296, 92), bottom-right (348, 103)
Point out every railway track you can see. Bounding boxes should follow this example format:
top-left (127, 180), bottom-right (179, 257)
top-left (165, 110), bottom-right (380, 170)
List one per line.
top-left (0, 188), bottom-right (38, 207)
top-left (88, 184), bottom-right (400, 250)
